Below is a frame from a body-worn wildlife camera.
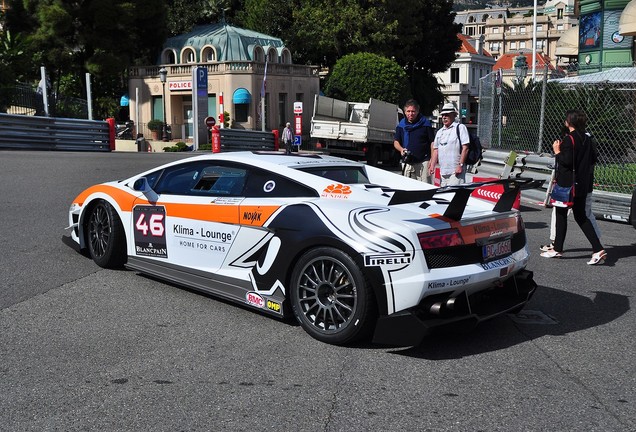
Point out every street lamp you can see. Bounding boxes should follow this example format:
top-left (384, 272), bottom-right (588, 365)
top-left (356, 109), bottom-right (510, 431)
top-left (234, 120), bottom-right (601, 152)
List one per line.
top-left (159, 67), bottom-right (168, 142)
top-left (514, 53), bottom-right (528, 84)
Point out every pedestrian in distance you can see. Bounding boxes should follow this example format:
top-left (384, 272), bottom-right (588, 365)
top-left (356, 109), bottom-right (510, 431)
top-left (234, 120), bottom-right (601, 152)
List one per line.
top-left (282, 122), bottom-right (294, 155)
top-left (393, 99), bottom-right (435, 183)
top-left (540, 109), bottom-right (606, 265)
top-left (428, 102), bottom-right (470, 186)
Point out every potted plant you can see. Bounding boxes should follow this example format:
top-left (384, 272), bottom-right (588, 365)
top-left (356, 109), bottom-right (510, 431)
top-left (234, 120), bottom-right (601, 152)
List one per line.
top-left (147, 119), bottom-right (163, 140)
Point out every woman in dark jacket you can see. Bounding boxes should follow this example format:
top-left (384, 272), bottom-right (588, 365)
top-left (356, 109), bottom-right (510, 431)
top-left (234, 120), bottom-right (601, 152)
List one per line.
top-left (541, 110), bottom-right (606, 264)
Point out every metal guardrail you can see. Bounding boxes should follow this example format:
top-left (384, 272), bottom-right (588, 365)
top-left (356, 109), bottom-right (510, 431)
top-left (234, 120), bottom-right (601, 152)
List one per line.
top-left (471, 148), bottom-right (632, 222)
top-left (219, 128), bottom-right (276, 152)
top-left (0, 113), bottom-right (111, 151)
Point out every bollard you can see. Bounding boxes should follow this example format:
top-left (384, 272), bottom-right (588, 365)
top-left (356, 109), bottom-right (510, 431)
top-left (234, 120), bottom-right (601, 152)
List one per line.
top-left (272, 129), bottom-right (279, 151)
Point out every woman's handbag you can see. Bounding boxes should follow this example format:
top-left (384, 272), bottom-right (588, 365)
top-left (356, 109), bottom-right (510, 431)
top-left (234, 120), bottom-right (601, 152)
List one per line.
top-left (549, 183), bottom-right (574, 208)
top-left (549, 135), bottom-right (575, 208)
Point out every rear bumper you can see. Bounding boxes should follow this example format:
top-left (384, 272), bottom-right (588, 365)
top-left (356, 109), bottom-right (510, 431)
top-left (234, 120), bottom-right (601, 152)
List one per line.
top-left (372, 269), bottom-right (537, 347)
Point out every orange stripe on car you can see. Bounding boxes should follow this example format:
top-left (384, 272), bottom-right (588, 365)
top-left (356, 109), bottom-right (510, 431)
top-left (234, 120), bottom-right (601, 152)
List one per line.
top-left (73, 184), bottom-right (137, 211)
top-left (75, 185), bottom-right (282, 227)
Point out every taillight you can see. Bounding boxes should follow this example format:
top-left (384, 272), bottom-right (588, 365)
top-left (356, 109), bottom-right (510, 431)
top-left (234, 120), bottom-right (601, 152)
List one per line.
top-left (516, 214), bottom-right (524, 232)
top-left (418, 229), bottom-right (464, 250)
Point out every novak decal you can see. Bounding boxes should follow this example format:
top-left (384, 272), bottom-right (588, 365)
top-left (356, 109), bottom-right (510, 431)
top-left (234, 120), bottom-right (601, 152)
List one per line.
top-left (242, 210), bottom-right (262, 224)
top-left (364, 252), bottom-right (412, 267)
top-left (133, 206), bottom-right (168, 258)
top-left (246, 292), bottom-right (265, 308)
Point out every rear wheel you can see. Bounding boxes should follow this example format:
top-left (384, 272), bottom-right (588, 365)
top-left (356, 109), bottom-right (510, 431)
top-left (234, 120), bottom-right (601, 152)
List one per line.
top-left (290, 247), bottom-right (376, 345)
top-left (86, 200), bottom-right (127, 268)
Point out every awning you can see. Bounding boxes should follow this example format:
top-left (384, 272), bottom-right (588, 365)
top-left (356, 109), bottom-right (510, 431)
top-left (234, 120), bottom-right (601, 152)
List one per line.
top-left (555, 26), bottom-right (579, 57)
top-left (120, 94), bottom-right (130, 107)
top-left (550, 67), bottom-right (636, 84)
top-left (619, 0), bottom-right (636, 36)
top-left (233, 88), bottom-right (251, 104)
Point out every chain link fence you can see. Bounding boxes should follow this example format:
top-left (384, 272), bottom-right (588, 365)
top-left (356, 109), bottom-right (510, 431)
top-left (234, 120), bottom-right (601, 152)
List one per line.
top-left (478, 63), bottom-right (636, 194)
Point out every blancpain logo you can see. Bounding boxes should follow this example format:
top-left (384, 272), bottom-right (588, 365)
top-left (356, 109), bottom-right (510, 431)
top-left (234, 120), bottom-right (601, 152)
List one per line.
top-left (364, 253), bottom-right (412, 267)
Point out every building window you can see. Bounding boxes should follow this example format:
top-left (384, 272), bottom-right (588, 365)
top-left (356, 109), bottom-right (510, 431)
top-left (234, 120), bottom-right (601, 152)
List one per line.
top-left (493, 27), bottom-right (500, 34)
top-left (152, 96), bottom-right (163, 122)
top-left (510, 27), bottom-right (517, 34)
top-left (450, 68), bottom-right (460, 83)
top-left (479, 25), bottom-right (485, 35)
top-left (557, 24), bottom-right (564, 31)
top-left (520, 26), bottom-right (526, 34)
top-left (296, 93), bottom-right (304, 105)
top-left (278, 93), bottom-right (288, 128)
top-left (536, 40), bottom-right (544, 49)
top-left (203, 48), bottom-right (216, 62)
top-left (536, 24), bottom-right (543, 32)
top-left (467, 26), bottom-right (475, 36)
top-left (557, 8), bottom-right (563, 19)
top-left (510, 41), bottom-right (517, 50)
top-left (235, 104), bottom-right (249, 123)
top-left (520, 41), bottom-right (526, 49)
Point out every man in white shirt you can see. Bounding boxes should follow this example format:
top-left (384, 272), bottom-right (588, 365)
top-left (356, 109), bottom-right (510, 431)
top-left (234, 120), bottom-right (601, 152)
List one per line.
top-left (429, 102), bottom-right (470, 186)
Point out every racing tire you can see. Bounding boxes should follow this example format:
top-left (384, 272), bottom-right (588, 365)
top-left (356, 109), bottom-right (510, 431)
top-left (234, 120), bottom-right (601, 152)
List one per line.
top-left (290, 247), bottom-right (376, 345)
top-left (86, 200), bottom-right (127, 269)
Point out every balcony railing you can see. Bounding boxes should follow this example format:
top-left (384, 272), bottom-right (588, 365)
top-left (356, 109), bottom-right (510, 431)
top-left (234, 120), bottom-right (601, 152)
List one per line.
top-left (129, 61), bottom-right (319, 79)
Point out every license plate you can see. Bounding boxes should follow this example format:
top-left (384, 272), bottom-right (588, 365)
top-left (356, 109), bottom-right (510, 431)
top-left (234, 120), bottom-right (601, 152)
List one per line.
top-left (482, 239), bottom-right (512, 261)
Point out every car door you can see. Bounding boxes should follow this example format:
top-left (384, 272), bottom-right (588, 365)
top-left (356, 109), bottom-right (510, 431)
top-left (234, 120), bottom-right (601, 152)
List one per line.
top-left (130, 160), bottom-right (244, 275)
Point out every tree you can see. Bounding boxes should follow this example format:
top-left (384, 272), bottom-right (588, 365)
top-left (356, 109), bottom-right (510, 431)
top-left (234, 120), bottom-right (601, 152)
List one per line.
top-left (324, 53), bottom-right (407, 103)
top-left (0, 10), bottom-right (29, 111)
top-left (236, 0), bottom-right (292, 41)
top-left (287, 0), bottom-right (398, 68)
top-left (4, 0), bottom-right (168, 118)
top-left (387, 0), bottom-right (463, 113)
top-left (167, 0), bottom-right (245, 35)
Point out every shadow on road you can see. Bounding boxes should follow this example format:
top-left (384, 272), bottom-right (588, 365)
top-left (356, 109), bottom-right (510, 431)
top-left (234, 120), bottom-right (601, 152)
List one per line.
top-left (389, 287), bottom-right (630, 359)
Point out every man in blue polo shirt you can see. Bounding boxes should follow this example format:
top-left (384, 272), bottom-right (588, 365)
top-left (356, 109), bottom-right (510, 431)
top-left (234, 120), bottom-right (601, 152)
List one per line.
top-left (393, 99), bottom-right (435, 183)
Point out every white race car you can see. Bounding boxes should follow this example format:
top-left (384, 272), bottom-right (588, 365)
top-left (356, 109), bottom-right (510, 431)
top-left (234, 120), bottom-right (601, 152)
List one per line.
top-left (65, 151), bottom-right (540, 346)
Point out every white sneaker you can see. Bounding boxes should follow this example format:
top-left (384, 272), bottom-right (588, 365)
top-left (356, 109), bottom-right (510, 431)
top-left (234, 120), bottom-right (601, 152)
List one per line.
top-left (539, 243), bottom-right (555, 252)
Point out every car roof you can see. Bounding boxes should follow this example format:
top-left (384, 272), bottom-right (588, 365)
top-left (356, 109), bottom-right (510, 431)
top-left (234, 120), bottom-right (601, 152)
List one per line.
top-left (174, 151), bottom-right (366, 169)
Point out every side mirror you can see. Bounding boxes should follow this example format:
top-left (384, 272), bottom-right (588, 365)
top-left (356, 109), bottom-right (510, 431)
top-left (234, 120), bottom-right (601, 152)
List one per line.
top-left (132, 177), bottom-right (152, 193)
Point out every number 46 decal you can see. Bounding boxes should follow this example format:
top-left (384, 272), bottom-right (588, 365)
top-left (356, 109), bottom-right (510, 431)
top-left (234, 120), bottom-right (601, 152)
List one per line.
top-left (133, 206), bottom-right (166, 240)
top-left (136, 212), bottom-right (165, 237)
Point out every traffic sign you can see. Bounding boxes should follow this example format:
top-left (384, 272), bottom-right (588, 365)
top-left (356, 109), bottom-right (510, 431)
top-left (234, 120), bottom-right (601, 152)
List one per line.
top-left (294, 135), bottom-right (301, 146)
top-left (294, 102), bottom-right (303, 114)
top-left (205, 116), bottom-right (216, 127)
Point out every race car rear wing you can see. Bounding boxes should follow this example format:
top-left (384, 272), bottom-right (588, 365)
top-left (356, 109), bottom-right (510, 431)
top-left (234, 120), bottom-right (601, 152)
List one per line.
top-left (387, 178), bottom-right (544, 221)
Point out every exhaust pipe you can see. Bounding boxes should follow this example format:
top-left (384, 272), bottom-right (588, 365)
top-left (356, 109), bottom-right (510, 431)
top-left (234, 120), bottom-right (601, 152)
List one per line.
top-left (428, 297), bottom-right (457, 315)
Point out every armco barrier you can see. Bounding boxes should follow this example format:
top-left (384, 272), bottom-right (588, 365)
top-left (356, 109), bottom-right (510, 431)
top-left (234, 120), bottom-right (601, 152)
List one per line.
top-left (471, 148), bottom-right (633, 222)
top-left (0, 113), bottom-right (111, 151)
top-left (218, 128), bottom-right (276, 152)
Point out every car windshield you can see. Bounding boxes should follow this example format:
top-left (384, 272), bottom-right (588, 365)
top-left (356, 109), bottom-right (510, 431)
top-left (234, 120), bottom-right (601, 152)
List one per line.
top-left (297, 166), bottom-right (370, 184)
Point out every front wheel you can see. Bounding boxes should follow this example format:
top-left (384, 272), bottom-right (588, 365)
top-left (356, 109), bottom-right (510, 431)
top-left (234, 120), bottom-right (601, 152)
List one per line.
top-left (86, 200), bottom-right (127, 268)
top-left (290, 247), bottom-right (376, 345)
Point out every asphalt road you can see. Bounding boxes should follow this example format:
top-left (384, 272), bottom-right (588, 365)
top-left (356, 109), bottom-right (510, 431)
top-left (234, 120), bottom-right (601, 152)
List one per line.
top-left (1, 150), bottom-right (634, 431)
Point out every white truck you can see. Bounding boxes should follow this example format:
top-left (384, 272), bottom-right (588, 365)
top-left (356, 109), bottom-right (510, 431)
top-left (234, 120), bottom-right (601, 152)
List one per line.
top-left (310, 95), bottom-right (400, 166)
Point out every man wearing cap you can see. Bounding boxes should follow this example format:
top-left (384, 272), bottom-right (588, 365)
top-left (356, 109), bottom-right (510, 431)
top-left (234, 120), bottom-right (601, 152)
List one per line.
top-left (429, 102), bottom-right (470, 186)
top-left (393, 99), bottom-right (435, 183)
